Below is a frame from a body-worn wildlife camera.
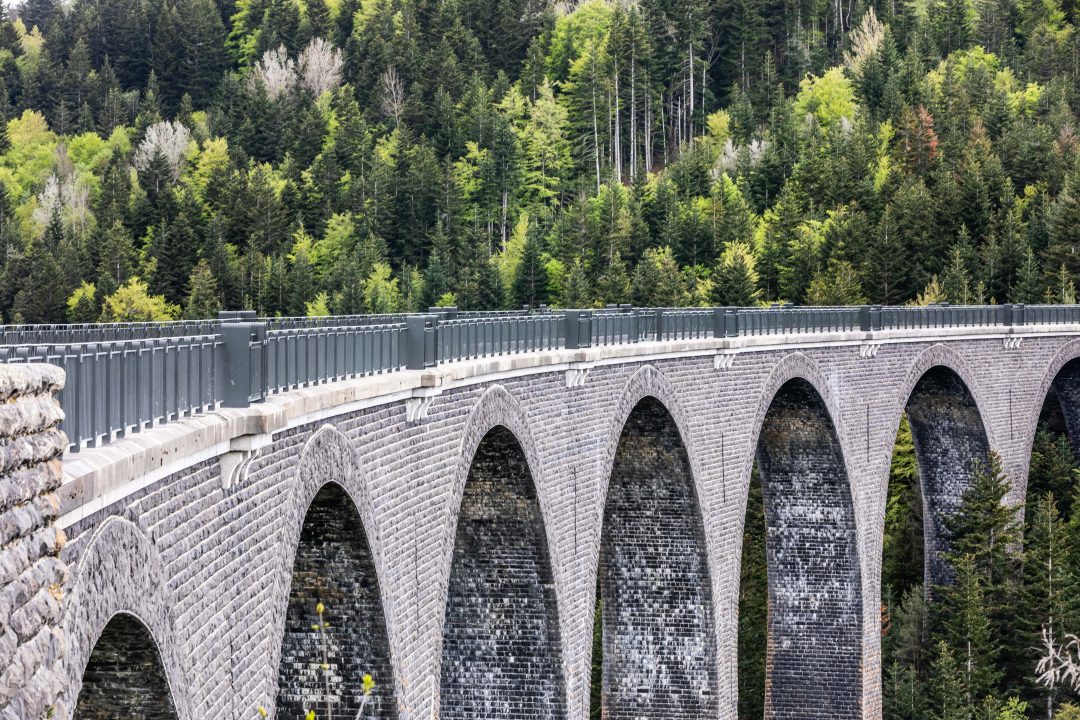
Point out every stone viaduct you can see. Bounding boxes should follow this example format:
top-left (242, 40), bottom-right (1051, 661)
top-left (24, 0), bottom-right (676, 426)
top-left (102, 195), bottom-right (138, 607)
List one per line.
top-left (7, 313), bottom-right (1080, 720)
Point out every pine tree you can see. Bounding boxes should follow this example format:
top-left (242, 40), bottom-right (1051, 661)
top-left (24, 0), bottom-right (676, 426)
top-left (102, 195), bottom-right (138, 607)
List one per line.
top-left (1020, 493), bottom-right (1077, 714)
top-left (14, 209), bottom-right (68, 323)
top-left (940, 554), bottom-right (1002, 708)
top-left (713, 241), bottom-right (760, 306)
top-left (930, 640), bottom-right (971, 720)
top-left (560, 258), bottom-right (592, 308)
top-left (884, 658), bottom-right (927, 720)
top-left (1028, 429), bottom-right (1078, 514)
top-left (631, 246), bottom-right (686, 307)
top-left (595, 252), bottom-right (631, 305)
top-left (183, 260), bottom-right (222, 319)
top-left (943, 452), bottom-right (1021, 597)
top-left (1011, 247), bottom-right (1045, 304)
top-left (511, 231), bottom-right (548, 307)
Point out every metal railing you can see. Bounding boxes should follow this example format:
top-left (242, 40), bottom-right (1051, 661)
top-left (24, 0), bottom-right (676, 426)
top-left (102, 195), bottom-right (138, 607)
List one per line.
top-left (4, 303), bottom-right (1079, 453)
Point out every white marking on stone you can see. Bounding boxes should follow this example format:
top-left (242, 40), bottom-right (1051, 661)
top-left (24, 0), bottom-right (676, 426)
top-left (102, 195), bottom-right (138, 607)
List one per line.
top-left (713, 352), bottom-right (736, 370)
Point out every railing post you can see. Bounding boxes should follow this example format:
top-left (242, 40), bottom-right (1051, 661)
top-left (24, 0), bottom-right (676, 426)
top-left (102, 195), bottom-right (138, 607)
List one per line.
top-left (859, 305), bottom-right (871, 331)
top-left (631, 308), bottom-right (641, 342)
top-left (427, 306), bottom-right (458, 320)
top-left (655, 309), bottom-right (665, 341)
top-left (712, 308), bottom-right (726, 338)
top-left (725, 309), bottom-right (739, 337)
top-left (406, 315), bottom-right (435, 369)
top-left (1002, 303), bottom-right (1014, 326)
top-left (1014, 303), bottom-right (1025, 326)
top-left (565, 310), bottom-right (591, 349)
top-left (218, 310), bottom-right (257, 322)
top-left (221, 321), bottom-right (266, 408)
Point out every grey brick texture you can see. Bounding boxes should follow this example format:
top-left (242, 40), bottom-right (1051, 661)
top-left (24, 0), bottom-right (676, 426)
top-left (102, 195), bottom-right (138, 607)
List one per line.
top-left (33, 333), bottom-right (1080, 720)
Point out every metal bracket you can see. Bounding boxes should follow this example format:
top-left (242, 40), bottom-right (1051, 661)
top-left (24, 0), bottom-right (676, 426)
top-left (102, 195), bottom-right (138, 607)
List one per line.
top-left (859, 343), bottom-right (881, 359)
top-left (220, 432), bottom-right (273, 489)
top-left (1003, 336), bottom-right (1023, 349)
top-left (714, 352), bottom-right (736, 370)
top-left (566, 366), bottom-right (591, 388)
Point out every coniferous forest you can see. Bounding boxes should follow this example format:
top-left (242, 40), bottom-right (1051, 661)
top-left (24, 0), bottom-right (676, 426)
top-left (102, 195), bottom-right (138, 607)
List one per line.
top-left (6, 0), bottom-right (1080, 322)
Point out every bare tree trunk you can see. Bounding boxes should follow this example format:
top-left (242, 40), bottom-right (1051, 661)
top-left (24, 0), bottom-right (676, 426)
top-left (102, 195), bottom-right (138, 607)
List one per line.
top-left (614, 63), bottom-right (622, 184)
top-left (501, 190), bottom-right (508, 247)
top-left (630, 48), bottom-right (636, 181)
top-left (687, 40), bottom-right (694, 143)
top-left (592, 69), bottom-right (601, 191)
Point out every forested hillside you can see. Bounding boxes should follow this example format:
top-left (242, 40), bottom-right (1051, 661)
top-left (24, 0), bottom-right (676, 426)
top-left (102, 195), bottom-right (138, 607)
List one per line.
top-left (1, 0), bottom-right (1080, 320)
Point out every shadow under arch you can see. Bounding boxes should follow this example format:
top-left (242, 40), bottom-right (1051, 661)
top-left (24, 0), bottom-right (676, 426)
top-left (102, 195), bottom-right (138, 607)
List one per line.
top-left (275, 482), bottom-right (397, 719)
top-left (593, 394), bottom-right (718, 719)
top-left (1026, 339), bottom-right (1080, 468)
top-left (439, 424), bottom-right (565, 720)
top-left (902, 364), bottom-right (992, 587)
top-left (755, 376), bottom-right (862, 720)
top-left (73, 612), bottom-right (178, 720)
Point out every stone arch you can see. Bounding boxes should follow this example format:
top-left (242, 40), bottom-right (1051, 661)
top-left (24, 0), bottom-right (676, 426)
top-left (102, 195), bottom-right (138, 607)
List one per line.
top-left (1024, 338), bottom-right (1080, 476)
top-left (271, 424), bottom-right (397, 720)
top-left (438, 385), bottom-right (565, 720)
top-left (593, 382), bottom-right (718, 719)
top-left (889, 346), bottom-right (993, 588)
top-left (61, 517), bottom-right (188, 718)
top-left (749, 356), bottom-right (862, 720)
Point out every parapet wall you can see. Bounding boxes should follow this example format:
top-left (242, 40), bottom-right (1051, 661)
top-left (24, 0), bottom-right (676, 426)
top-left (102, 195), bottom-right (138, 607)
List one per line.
top-left (0, 364), bottom-right (67, 720)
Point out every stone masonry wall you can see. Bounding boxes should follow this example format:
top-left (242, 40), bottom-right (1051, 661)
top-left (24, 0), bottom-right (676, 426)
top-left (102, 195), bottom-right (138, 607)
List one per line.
top-left (0, 364), bottom-right (67, 720)
top-left (756, 378), bottom-right (861, 720)
top-left (275, 483), bottom-right (397, 720)
top-left (598, 396), bottom-right (717, 719)
top-left (440, 426), bottom-right (565, 720)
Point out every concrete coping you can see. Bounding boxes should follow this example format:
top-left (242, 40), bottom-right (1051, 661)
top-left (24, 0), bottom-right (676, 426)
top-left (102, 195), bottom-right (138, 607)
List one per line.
top-left (55, 322), bottom-right (1080, 528)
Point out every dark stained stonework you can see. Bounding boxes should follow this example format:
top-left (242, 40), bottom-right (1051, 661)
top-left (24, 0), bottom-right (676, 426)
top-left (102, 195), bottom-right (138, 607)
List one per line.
top-left (73, 613), bottom-right (176, 720)
top-left (756, 378), bottom-right (861, 720)
top-left (905, 367), bottom-right (991, 587)
top-left (1050, 359), bottom-right (1080, 454)
top-left (275, 483), bottom-right (397, 720)
top-left (440, 426), bottom-right (565, 720)
top-left (597, 396), bottom-right (717, 719)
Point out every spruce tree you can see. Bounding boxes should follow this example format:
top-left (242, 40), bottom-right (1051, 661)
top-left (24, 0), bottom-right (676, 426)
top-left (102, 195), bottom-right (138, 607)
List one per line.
top-left (511, 232), bottom-right (548, 307)
top-left (713, 241), bottom-right (760, 306)
top-left (1020, 493), bottom-right (1077, 713)
top-left (943, 452), bottom-right (1021, 598)
top-left (930, 640), bottom-right (970, 720)
top-left (184, 260), bottom-right (222, 319)
top-left (940, 554), bottom-right (1002, 707)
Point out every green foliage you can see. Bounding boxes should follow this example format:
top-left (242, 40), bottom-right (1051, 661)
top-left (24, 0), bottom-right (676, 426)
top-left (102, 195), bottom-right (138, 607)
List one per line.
top-left (184, 260), bottom-right (221, 319)
top-left (99, 277), bottom-right (180, 321)
top-left (794, 68), bottom-right (857, 130)
top-left (66, 281), bottom-right (97, 322)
